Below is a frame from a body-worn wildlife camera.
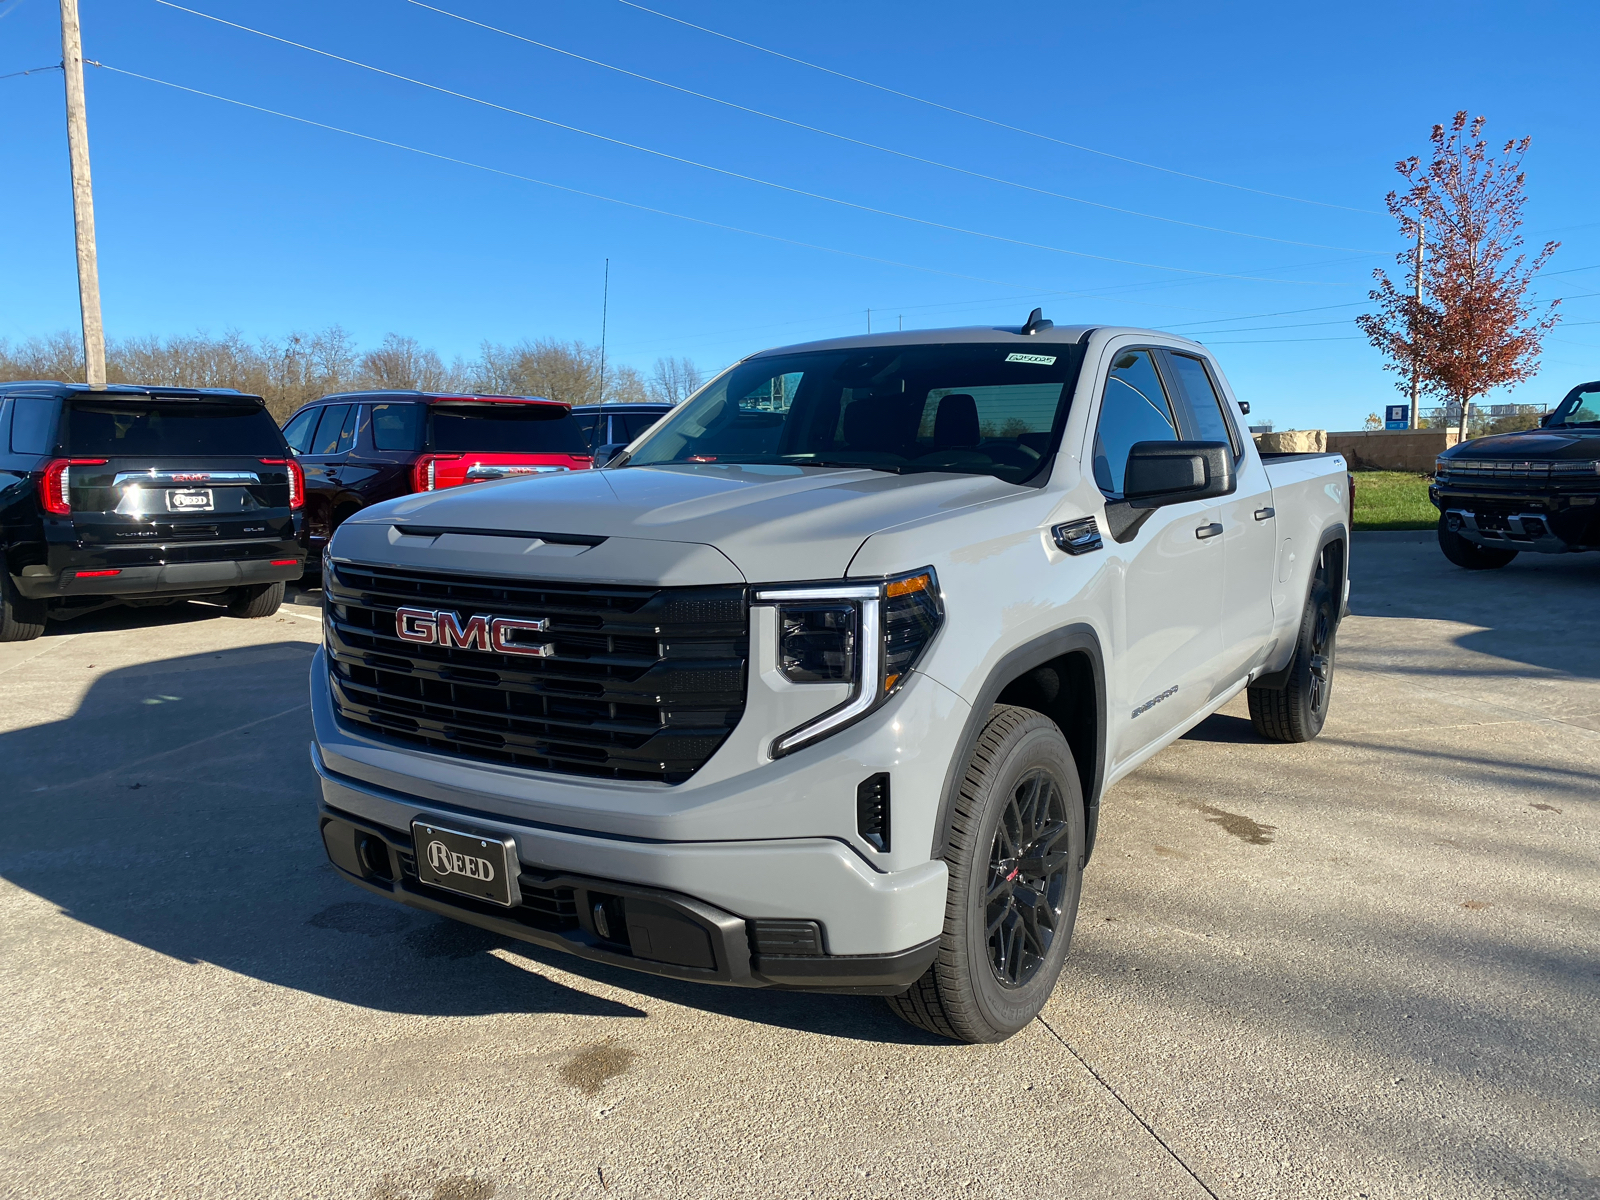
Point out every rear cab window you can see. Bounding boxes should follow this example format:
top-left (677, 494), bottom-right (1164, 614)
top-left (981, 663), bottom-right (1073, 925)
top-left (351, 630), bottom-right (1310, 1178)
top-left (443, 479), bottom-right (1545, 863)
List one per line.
top-left (427, 403), bottom-right (588, 454)
top-left (1165, 352), bottom-right (1241, 456)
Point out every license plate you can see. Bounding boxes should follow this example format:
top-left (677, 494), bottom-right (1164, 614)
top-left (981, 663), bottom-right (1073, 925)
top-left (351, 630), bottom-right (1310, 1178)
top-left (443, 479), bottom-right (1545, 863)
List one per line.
top-left (166, 488), bottom-right (214, 512)
top-left (412, 820), bottom-right (521, 907)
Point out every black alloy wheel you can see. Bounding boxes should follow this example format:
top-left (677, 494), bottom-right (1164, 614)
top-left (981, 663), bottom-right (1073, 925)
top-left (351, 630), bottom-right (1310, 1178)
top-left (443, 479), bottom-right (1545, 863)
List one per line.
top-left (987, 769), bottom-right (1074, 989)
top-left (1248, 579), bottom-right (1337, 743)
top-left (886, 705), bottom-right (1085, 1043)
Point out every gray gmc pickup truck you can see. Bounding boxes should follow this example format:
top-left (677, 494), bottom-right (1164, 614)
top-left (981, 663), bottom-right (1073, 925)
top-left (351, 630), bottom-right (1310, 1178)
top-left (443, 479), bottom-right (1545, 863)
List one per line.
top-left (310, 318), bottom-right (1351, 1042)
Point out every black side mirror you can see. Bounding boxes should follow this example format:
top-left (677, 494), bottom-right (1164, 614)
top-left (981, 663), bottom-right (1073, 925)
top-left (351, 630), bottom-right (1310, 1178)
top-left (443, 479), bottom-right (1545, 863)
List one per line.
top-left (1539, 413), bottom-right (1553, 428)
top-left (596, 443), bottom-right (628, 467)
top-left (1123, 441), bottom-right (1235, 510)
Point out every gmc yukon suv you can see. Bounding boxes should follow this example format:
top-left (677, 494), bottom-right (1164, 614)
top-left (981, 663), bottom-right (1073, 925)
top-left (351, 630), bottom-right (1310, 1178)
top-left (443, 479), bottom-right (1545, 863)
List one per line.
top-left (310, 319), bottom-right (1351, 1042)
top-left (1, 382), bottom-right (304, 640)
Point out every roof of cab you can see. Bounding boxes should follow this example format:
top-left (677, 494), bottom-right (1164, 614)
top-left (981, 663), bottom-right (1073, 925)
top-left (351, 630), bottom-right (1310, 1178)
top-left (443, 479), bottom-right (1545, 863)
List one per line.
top-left (746, 322), bottom-right (1205, 358)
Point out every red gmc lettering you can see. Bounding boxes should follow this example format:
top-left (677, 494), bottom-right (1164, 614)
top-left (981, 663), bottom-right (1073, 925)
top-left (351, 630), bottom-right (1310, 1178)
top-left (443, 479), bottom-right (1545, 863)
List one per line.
top-left (438, 611), bottom-right (492, 651)
top-left (490, 617), bottom-right (555, 657)
top-left (395, 606), bottom-right (437, 644)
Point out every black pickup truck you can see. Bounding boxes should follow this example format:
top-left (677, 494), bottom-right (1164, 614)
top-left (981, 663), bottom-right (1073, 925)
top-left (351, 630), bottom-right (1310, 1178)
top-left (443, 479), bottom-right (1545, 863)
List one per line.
top-left (0, 382), bottom-right (305, 640)
top-left (1432, 380), bottom-right (1600, 568)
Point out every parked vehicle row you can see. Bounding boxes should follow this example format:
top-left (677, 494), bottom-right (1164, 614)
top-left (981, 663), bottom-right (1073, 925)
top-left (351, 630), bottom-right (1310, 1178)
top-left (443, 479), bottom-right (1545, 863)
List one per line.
top-left (278, 392), bottom-right (597, 565)
top-left (0, 382), bottom-right (304, 640)
top-left (306, 317), bottom-right (1354, 1042)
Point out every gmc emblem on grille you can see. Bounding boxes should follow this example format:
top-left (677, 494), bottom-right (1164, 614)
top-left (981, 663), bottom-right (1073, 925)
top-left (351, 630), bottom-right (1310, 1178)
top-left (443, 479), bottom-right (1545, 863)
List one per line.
top-left (394, 606), bottom-right (555, 657)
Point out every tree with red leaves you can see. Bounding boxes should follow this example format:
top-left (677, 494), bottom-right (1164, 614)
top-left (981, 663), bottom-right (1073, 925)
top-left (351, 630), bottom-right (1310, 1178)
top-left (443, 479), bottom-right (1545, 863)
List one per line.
top-left (1357, 113), bottom-right (1560, 438)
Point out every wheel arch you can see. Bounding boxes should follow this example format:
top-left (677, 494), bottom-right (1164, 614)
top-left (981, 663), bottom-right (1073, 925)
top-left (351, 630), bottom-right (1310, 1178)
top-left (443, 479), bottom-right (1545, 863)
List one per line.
top-left (1255, 521), bottom-right (1348, 690)
top-left (928, 624), bottom-right (1107, 865)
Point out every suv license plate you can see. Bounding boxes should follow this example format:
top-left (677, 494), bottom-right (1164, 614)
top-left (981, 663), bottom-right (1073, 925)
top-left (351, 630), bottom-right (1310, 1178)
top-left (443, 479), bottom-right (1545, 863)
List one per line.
top-left (167, 488), bottom-right (214, 512)
top-left (412, 821), bottom-right (521, 907)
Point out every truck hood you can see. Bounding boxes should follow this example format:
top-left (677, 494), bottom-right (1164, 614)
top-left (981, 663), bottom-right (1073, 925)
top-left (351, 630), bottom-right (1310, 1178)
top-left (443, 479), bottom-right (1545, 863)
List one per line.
top-left (1448, 427), bottom-right (1600, 459)
top-left (349, 463), bottom-right (1020, 581)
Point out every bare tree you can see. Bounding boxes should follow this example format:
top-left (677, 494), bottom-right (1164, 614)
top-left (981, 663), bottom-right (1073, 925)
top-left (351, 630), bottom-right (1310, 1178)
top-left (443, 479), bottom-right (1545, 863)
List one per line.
top-left (648, 356), bottom-right (705, 406)
top-left (357, 333), bottom-right (453, 392)
top-left (1357, 113), bottom-right (1560, 440)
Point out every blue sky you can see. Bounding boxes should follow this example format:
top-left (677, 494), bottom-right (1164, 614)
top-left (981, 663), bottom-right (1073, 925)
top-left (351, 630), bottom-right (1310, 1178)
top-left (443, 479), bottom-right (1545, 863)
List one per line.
top-left (3, 0), bottom-right (1596, 430)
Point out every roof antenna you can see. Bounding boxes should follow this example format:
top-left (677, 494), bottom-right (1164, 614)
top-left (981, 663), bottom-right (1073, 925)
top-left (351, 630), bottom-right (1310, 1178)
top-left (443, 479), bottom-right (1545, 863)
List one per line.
top-left (1021, 307), bottom-right (1053, 335)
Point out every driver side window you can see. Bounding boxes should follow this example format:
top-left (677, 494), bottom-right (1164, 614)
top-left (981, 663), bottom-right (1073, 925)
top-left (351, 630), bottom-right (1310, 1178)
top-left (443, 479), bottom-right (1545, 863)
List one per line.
top-left (1093, 349), bottom-right (1179, 495)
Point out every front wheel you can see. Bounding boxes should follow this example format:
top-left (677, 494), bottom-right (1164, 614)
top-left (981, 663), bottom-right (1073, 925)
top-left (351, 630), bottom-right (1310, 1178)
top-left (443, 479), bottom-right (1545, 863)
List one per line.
top-left (887, 706), bottom-right (1085, 1043)
top-left (226, 581), bottom-right (285, 619)
top-left (1438, 517), bottom-right (1517, 570)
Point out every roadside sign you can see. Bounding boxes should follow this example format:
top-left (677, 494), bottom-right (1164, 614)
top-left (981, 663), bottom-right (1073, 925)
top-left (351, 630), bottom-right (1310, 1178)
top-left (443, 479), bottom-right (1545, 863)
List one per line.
top-left (1385, 405), bottom-right (1410, 430)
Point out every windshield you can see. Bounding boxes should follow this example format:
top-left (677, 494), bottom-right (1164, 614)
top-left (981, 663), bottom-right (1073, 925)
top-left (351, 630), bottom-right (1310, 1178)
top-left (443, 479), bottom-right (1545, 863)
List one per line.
top-left (620, 343), bottom-right (1085, 484)
top-left (65, 400), bottom-right (283, 456)
top-left (1549, 384), bottom-right (1600, 427)
top-left (427, 404), bottom-right (589, 454)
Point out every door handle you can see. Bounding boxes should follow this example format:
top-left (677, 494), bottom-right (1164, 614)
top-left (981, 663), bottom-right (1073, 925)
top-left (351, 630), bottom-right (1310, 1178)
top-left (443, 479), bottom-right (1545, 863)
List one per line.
top-left (1254, 507), bottom-right (1275, 521)
top-left (1195, 522), bottom-right (1223, 540)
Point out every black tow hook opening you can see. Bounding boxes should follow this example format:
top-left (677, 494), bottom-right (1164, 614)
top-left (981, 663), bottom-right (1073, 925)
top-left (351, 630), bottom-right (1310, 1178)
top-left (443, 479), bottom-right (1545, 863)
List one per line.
top-left (357, 833), bottom-right (394, 881)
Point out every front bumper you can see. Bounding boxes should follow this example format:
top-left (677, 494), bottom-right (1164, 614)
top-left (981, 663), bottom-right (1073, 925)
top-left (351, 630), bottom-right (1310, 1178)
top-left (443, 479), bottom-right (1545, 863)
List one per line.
top-left (1431, 486), bottom-right (1599, 554)
top-left (314, 752), bottom-right (941, 993)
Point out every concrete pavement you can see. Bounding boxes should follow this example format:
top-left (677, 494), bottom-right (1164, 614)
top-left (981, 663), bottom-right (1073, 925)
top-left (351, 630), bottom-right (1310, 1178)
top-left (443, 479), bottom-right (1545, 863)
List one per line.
top-left (1, 538), bottom-right (1596, 1199)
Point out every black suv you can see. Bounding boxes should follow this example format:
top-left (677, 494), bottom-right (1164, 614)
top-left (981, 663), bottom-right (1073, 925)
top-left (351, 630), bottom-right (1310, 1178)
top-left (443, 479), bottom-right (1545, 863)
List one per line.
top-left (0, 382), bottom-right (305, 640)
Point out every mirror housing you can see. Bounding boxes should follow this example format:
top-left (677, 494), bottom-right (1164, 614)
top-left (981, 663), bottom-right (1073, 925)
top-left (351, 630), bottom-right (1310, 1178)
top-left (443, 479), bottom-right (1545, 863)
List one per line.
top-left (1123, 440), bottom-right (1235, 509)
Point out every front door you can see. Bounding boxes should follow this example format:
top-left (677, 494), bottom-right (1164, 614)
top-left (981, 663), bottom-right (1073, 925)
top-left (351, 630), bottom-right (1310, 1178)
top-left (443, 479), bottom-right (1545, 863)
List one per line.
top-left (1089, 347), bottom-right (1225, 763)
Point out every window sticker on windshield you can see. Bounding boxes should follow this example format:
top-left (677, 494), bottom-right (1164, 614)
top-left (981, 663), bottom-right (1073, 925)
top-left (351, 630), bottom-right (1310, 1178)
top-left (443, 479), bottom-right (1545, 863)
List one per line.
top-left (1005, 353), bottom-right (1056, 365)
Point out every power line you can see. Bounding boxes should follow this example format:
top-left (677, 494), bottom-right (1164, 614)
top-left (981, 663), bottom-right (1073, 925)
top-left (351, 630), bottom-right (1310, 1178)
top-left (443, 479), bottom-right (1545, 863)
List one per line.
top-left (87, 60), bottom-right (1199, 303)
top-left (407, 0), bottom-right (1381, 255)
top-left (1, 62), bottom-right (63, 80)
top-left (153, 1), bottom-right (1351, 287)
top-left (611, 0), bottom-right (1383, 217)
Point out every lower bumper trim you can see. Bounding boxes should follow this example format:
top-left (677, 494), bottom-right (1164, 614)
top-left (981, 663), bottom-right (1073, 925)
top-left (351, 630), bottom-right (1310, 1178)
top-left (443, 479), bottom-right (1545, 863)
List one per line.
top-left (17, 555), bottom-right (304, 599)
top-left (319, 805), bottom-right (930, 994)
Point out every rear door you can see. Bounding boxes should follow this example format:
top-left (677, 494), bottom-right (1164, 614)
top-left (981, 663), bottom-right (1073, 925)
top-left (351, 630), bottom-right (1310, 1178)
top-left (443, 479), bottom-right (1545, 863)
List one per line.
top-left (59, 395), bottom-right (295, 555)
top-left (1165, 351), bottom-right (1277, 680)
top-left (297, 403), bottom-right (352, 545)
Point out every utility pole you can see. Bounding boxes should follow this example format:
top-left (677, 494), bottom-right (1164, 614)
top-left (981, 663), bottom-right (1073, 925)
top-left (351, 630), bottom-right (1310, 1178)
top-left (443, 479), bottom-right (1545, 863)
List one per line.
top-left (598, 258), bottom-right (609, 403)
top-left (1408, 220), bottom-right (1423, 429)
top-left (60, 0), bottom-right (106, 388)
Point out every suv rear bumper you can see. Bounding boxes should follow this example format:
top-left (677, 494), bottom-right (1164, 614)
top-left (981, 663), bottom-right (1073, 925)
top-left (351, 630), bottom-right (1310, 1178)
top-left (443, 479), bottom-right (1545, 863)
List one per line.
top-left (14, 552), bottom-right (303, 599)
top-left (311, 744), bottom-right (946, 993)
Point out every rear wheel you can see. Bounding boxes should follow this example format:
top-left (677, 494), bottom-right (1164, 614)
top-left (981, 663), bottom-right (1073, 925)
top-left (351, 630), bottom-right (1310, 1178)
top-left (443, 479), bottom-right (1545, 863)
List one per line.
top-left (1249, 580), bottom-right (1336, 742)
top-left (1438, 517), bottom-right (1517, 570)
top-left (226, 581), bottom-right (285, 619)
top-left (887, 706), bottom-right (1084, 1043)
top-left (0, 571), bottom-right (47, 642)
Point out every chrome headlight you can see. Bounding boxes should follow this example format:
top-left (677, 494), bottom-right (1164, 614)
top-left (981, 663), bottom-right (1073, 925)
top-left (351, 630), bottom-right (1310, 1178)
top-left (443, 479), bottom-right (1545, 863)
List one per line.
top-left (754, 567), bottom-right (943, 758)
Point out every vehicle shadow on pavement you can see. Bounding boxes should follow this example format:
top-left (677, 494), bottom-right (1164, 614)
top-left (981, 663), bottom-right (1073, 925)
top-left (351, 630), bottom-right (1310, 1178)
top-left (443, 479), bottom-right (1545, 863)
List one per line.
top-left (0, 639), bottom-right (940, 1040)
top-left (0, 643), bottom-right (643, 1023)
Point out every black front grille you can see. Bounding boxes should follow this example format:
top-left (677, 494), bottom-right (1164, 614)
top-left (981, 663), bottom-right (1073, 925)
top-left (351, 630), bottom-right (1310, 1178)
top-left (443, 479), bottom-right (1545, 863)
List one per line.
top-left (326, 561), bottom-right (747, 783)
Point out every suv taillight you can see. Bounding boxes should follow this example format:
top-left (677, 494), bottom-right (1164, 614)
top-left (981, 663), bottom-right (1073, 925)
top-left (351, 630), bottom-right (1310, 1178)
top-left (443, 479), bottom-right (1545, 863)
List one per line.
top-left (261, 458), bottom-right (304, 509)
top-left (39, 458), bottom-right (108, 515)
top-left (411, 454), bottom-right (464, 492)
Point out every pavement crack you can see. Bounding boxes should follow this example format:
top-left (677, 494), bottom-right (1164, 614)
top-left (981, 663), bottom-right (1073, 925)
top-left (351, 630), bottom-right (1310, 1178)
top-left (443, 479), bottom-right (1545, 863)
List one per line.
top-left (1035, 1014), bottom-right (1221, 1200)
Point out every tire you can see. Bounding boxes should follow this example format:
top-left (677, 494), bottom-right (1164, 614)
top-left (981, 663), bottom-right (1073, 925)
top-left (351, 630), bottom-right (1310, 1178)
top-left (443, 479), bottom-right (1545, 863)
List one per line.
top-left (1437, 517), bottom-right (1517, 570)
top-left (0, 571), bottom-right (47, 642)
top-left (226, 581), bottom-right (285, 619)
top-left (1248, 581), bottom-right (1337, 743)
top-left (887, 705), bottom-right (1085, 1043)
